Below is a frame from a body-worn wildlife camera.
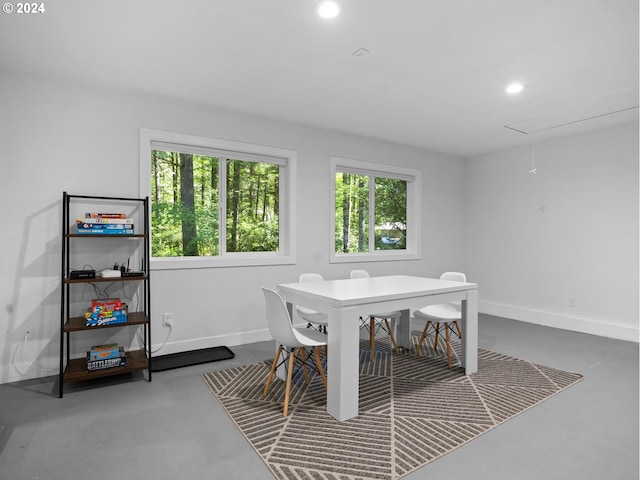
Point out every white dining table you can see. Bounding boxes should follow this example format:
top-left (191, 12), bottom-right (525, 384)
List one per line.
top-left (277, 275), bottom-right (478, 422)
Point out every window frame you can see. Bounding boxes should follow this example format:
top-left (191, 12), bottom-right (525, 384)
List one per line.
top-left (140, 128), bottom-right (296, 270)
top-left (330, 156), bottom-right (421, 264)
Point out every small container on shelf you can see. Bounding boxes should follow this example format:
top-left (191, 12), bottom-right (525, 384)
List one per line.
top-left (86, 347), bottom-right (127, 371)
top-left (85, 298), bottom-right (128, 326)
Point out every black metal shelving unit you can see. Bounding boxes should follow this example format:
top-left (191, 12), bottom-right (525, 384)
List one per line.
top-left (59, 192), bottom-right (152, 397)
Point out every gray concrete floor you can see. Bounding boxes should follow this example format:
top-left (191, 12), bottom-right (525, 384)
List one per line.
top-left (0, 314), bottom-right (638, 480)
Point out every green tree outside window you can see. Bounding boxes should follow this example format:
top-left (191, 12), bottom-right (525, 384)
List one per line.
top-left (335, 172), bottom-right (406, 253)
top-left (151, 150), bottom-right (279, 257)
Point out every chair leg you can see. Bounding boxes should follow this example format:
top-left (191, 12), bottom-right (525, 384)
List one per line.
top-left (370, 317), bottom-right (375, 362)
top-left (283, 348), bottom-right (296, 417)
top-left (433, 323), bottom-right (441, 351)
top-left (384, 318), bottom-right (399, 352)
top-left (264, 344), bottom-right (283, 396)
top-left (414, 321), bottom-right (431, 357)
top-left (454, 320), bottom-right (462, 338)
top-left (445, 324), bottom-right (452, 368)
top-left (313, 346), bottom-right (328, 389)
top-left (297, 348), bottom-right (309, 384)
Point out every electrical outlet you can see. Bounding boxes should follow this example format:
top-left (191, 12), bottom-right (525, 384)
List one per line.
top-left (163, 313), bottom-right (173, 327)
top-left (568, 297), bottom-right (577, 308)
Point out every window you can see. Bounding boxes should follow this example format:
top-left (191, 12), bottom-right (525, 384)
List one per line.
top-left (140, 129), bottom-right (296, 269)
top-left (330, 157), bottom-right (421, 263)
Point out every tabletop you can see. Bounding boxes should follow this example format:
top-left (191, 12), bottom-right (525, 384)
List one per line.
top-left (277, 275), bottom-right (477, 307)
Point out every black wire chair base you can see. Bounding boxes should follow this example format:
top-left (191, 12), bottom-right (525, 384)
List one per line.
top-left (306, 323), bottom-right (327, 334)
top-left (359, 316), bottom-right (394, 337)
top-left (423, 321), bottom-right (461, 340)
top-left (274, 346), bottom-right (325, 377)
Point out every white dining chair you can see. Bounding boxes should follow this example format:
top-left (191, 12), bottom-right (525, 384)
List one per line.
top-left (413, 272), bottom-right (466, 368)
top-left (295, 273), bottom-right (329, 333)
top-left (350, 269), bottom-right (400, 362)
top-left (262, 288), bottom-right (328, 417)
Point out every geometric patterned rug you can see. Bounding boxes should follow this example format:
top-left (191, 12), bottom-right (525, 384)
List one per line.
top-left (202, 334), bottom-right (582, 480)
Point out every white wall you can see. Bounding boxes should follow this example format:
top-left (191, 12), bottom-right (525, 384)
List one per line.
top-left (0, 69), bottom-right (465, 383)
top-left (2, 68), bottom-right (636, 385)
top-left (465, 122), bottom-right (639, 341)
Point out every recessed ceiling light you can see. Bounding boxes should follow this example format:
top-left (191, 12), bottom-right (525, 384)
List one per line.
top-left (315, 0), bottom-right (342, 19)
top-left (506, 83), bottom-right (525, 94)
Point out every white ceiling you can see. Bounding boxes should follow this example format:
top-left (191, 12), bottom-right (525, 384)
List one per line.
top-left (1, 0), bottom-right (638, 157)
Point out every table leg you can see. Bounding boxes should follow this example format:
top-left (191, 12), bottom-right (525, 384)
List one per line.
top-left (395, 309), bottom-right (412, 350)
top-left (461, 289), bottom-right (478, 374)
top-left (327, 305), bottom-right (360, 421)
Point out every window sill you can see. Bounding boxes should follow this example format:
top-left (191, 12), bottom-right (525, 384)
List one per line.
top-left (151, 254), bottom-right (295, 270)
top-left (330, 251), bottom-right (420, 264)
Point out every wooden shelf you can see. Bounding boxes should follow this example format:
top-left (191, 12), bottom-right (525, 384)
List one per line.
top-left (64, 312), bottom-right (148, 332)
top-left (63, 349), bottom-right (149, 383)
top-left (64, 275), bottom-right (148, 284)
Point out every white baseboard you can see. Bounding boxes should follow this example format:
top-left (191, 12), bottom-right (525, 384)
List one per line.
top-left (480, 301), bottom-right (639, 343)
top-left (0, 359), bottom-right (58, 385)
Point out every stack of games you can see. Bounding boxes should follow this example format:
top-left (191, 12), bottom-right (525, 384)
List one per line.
top-left (76, 212), bottom-right (134, 235)
top-left (86, 298), bottom-right (127, 326)
top-left (86, 343), bottom-right (127, 371)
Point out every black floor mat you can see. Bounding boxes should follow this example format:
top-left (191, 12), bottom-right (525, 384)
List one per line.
top-left (151, 346), bottom-right (235, 372)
